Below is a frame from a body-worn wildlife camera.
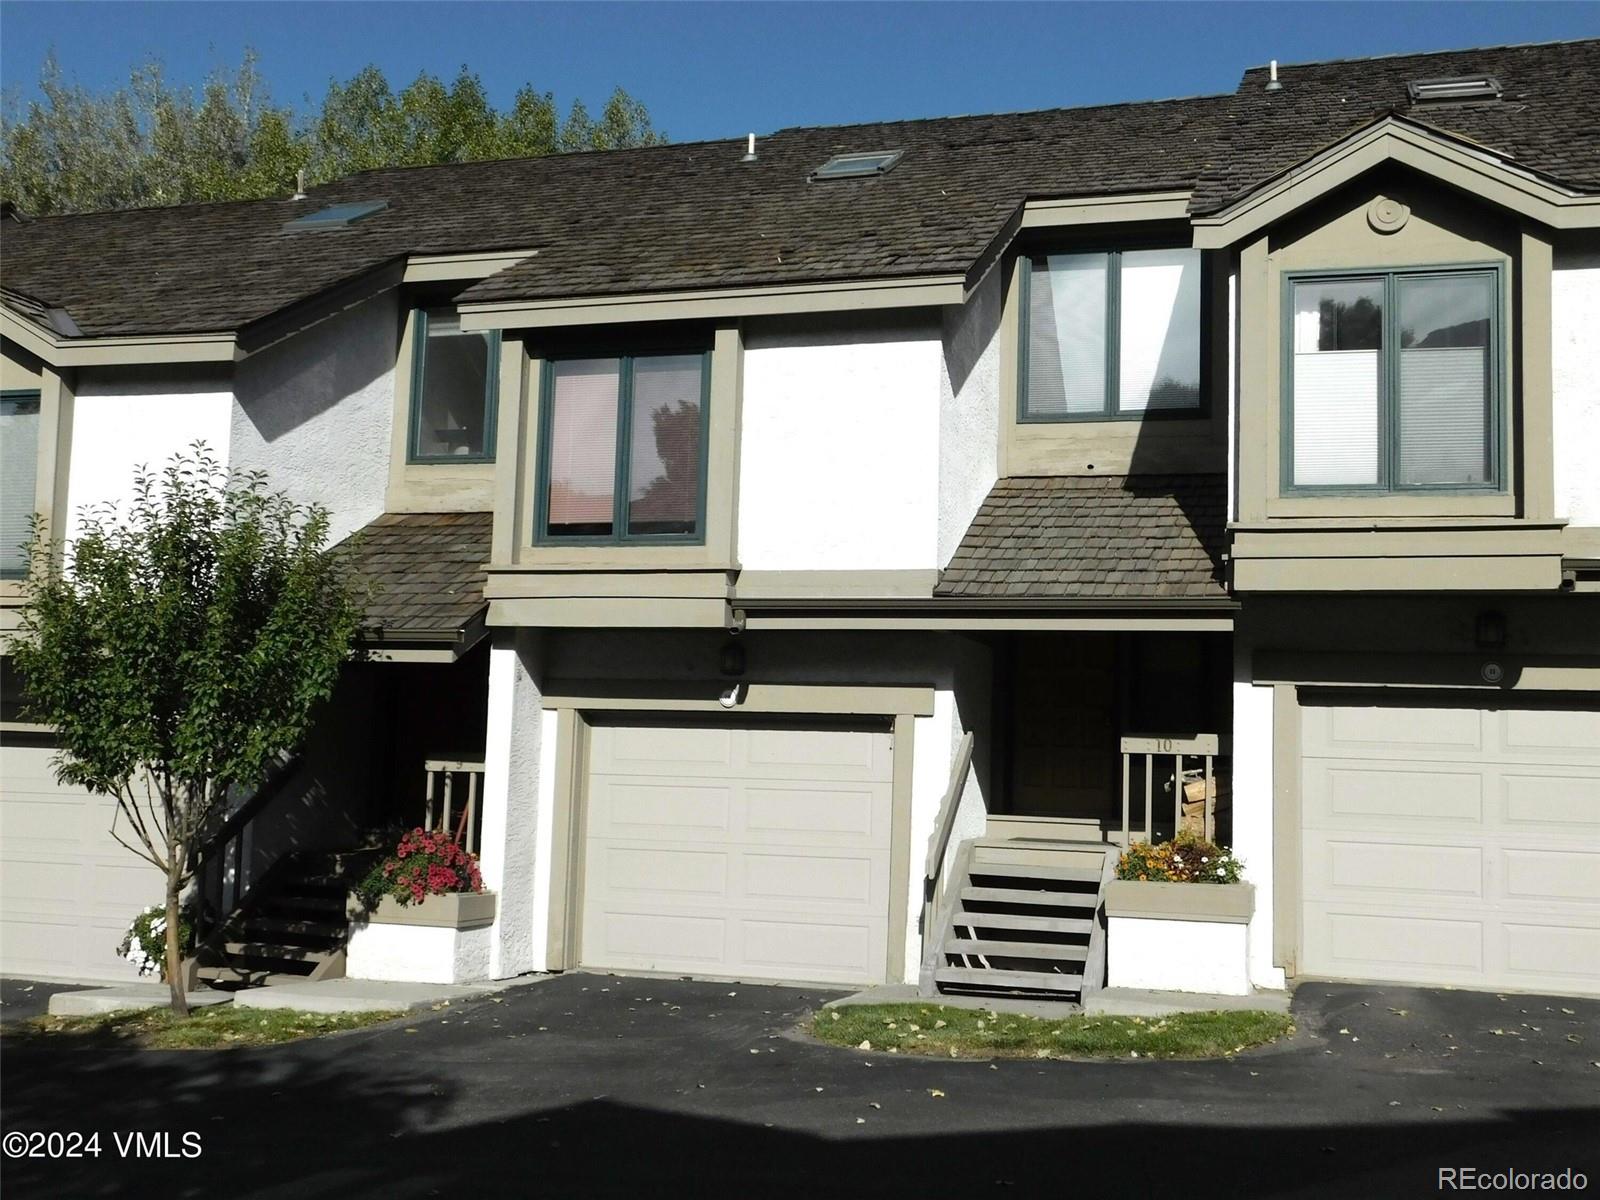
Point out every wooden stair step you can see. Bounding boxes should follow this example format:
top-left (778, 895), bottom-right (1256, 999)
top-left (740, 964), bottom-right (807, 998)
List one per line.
top-left (950, 909), bottom-right (1093, 934)
top-left (966, 860), bottom-right (1104, 883)
top-left (959, 885), bottom-right (1098, 907)
top-left (933, 967), bottom-right (1083, 992)
top-left (941, 939), bottom-right (1089, 961)
top-left (236, 916), bottom-right (345, 938)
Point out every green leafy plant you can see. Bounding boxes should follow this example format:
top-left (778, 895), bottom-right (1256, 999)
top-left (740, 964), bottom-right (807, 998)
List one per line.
top-left (357, 827), bottom-right (484, 909)
top-left (9, 447), bottom-right (363, 1015)
top-left (1116, 832), bottom-right (1243, 884)
top-left (117, 903), bottom-right (195, 980)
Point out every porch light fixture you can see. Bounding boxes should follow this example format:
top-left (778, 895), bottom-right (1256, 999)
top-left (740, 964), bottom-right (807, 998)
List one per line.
top-left (1406, 75), bottom-right (1502, 103)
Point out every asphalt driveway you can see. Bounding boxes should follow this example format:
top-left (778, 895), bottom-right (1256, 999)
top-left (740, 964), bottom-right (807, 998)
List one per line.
top-left (2, 973), bottom-right (1595, 1199)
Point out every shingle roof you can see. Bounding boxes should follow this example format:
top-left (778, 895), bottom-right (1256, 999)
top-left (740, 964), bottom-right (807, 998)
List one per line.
top-left (1190, 39), bottom-right (1600, 214)
top-left (2, 38), bottom-right (1596, 337)
top-left (338, 511), bottom-right (492, 640)
top-left (936, 475), bottom-right (1229, 602)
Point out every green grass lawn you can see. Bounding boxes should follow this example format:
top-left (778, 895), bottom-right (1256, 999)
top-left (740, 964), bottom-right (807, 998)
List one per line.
top-left (811, 1002), bottom-right (1293, 1060)
top-left (14, 1005), bottom-right (406, 1050)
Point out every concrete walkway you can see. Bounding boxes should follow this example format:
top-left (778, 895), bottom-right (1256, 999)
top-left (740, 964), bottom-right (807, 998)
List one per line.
top-left (46, 983), bottom-right (233, 1017)
top-left (231, 977), bottom-right (515, 1014)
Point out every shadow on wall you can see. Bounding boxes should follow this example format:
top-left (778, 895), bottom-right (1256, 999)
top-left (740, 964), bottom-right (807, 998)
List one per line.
top-left (3, 1036), bottom-right (1593, 1200)
top-left (233, 294), bottom-right (397, 446)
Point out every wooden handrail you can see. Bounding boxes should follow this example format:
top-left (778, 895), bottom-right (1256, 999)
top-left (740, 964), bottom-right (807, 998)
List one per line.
top-left (920, 731), bottom-right (974, 960)
top-left (924, 732), bottom-right (974, 882)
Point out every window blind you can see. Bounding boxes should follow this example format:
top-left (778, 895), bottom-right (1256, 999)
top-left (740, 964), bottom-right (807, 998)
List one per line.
top-left (0, 395), bottom-right (40, 577)
top-left (546, 359), bottom-right (620, 534)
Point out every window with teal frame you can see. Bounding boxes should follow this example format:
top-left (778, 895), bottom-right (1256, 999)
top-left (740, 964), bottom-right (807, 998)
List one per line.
top-left (1, 389), bottom-right (41, 579)
top-left (1020, 247), bottom-right (1205, 421)
top-left (534, 352), bottom-right (710, 544)
top-left (407, 308), bottom-right (500, 462)
top-left (1282, 264), bottom-right (1504, 494)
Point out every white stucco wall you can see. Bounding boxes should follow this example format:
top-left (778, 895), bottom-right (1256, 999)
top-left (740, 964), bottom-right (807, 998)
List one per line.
top-left (1232, 675), bottom-right (1285, 991)
top-left (231, 293), bottom-right (396, 543)
top-left (478, 632), bottom-right (545, 978)
top-left (738, 324), bottom-right (942, 571)
top-left (65, 375), bottom-right (234, 544)
top-left (1107, 916), bottom-right (1251, 995)
top-left (346, 921), bottom-right (492, 984)
top-left (938, 268), bottom-right (1001, 567)
top-left (1552, 253), bottom-right (1600, 530)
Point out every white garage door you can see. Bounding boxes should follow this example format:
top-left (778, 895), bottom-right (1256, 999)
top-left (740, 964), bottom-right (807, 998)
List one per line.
top-left (581, 721), bottom-right (895, 986)
top-left (1, 737), bottom-right (166, 981)
top-left (1300, 696), bottom-right (1600, 996)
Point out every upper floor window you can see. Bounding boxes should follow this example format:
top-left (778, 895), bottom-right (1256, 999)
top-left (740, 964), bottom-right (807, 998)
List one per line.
top-left (1, 390), bottom-right (40, 579)
top-left (1285, 266), bottom-right (1500, 492)
top-left (408, 309), bottom-right (500, 462)
top-left (536, 352), bottom-right (708, 543)
top-left (1022, 248), bottom-right (1203, 421)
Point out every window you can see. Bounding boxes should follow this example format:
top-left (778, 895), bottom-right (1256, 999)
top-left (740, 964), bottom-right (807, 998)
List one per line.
top-left (408, 309), bottom-right (500, 462)
top-left (1, 390), bottom-right (40, 579)
top-left (1022, 248), bottom-right (1203, 420)
top-left (1285, 266), bottom-right (1500, 492)
top-left (537, 352), bottom-right (709, 543)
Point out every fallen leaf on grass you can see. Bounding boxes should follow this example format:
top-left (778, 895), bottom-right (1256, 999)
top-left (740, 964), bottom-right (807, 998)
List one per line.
top-left (928, 1089), bottom-right (945, 1099)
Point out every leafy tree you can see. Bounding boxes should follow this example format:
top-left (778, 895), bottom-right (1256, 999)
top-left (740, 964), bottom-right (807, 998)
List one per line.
top-left (1, 51), bottom-right (665, 216)
top-left (8, 448), bottom-right (363, 1014)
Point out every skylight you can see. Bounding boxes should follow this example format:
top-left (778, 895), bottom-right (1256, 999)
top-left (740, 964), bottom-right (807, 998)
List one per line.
top-left (810, 150), bottom-right (904, 181)
top-left (1406, 75), bottom-right (1502, 103)
top-left (282, 199), bottom-right (389, 232)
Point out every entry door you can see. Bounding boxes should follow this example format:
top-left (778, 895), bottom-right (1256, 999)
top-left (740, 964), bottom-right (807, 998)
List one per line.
top-left (580, 721), bottom-right (895, 986)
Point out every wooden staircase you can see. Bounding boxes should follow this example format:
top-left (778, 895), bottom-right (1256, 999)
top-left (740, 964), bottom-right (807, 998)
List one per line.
top-left (195, 852), bottom-right (351, 988)
top-left (922, 838), bottom-right (1116, 1000)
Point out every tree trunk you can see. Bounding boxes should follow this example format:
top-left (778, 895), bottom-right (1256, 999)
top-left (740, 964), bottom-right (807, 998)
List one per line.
top-left (165, 866), bottom-right (189, 1018)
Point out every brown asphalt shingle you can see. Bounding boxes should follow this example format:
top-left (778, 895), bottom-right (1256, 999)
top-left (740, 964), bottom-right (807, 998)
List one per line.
top-left (1190, 39), bottom-right (1600, 213)
top-left (338, 511), bottom-right (492, 640)
top-left (936, 475), bottom-right (1228, 602)
top-left (2, 38), bottom-right (1595, 338)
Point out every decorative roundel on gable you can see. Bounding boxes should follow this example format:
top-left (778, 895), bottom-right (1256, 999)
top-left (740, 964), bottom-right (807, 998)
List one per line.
top-left (1367, 196), bottom-right (1411, 234)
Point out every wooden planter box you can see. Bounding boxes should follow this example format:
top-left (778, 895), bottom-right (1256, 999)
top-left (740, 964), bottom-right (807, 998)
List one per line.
top-left (346, 891), bottom-right (496, 984)
top-left (1105, 880), bottom-right (1254, 996)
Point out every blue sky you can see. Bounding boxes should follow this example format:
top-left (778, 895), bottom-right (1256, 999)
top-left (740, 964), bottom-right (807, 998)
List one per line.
top-left (2, 2), bottom-right (1596, 141)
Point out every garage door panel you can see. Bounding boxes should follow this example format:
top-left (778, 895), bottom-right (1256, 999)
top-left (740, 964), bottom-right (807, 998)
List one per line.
top-left (598, 782), bottom-right (732, 834)
top-left (582, 723), bottom-right (893, 986)
top-left (742, 919), bottom-right (877, 976)
top-left (1503, 849), bottom-right (1600, 903)
top-left (595, 911), bottom-right (728, 964)
top-left (1309, 909), bottom-right (1485, 976)
top-left (1501, 708), bottom-right (1600, 757)
top-left (1318, 704), bottom-right (1483, 754)
top-left (1301, 699), bottom-right (1600, 997)
top-left (1311, 765), bottom-right (1483, 824)
top-left (745, 785), bottom-right (880, 838)
top-left (606, 725), bottom-right (735, 768)
top-left (743, 852), bottom-right (877, 906)
top-left (596, 845), bottom-right (729, 898)
top-left (1502, 923), bottom-right (1600, 980)
top-left (1320, 840), bottom-right (1483, 898)
top-left (1502, 773), bottom-right (1600, 826)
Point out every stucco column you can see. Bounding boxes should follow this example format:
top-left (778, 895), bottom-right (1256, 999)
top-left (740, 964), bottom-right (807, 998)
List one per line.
top-left (477, 629), bottom-right (546, 979)
top-left (1232, 666), bottom-right (1286, 991)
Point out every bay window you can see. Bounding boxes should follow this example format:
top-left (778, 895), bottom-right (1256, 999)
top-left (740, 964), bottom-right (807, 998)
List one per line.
top-left (1285, 266), bottom-right (1500, 492)
top-left (1022, 247), bottom-right (1204, 420)
top-left (536, 352), bottom-right (709, 543)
